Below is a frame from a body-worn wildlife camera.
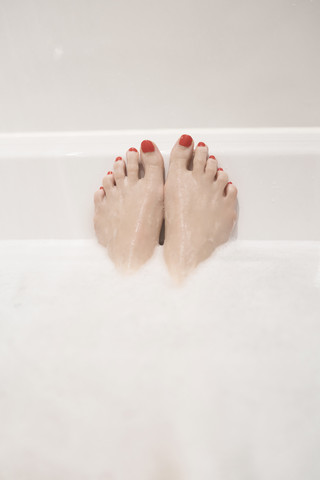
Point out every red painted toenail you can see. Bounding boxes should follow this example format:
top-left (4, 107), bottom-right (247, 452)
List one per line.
top-left (115, 156), bottom-right (122, 161)
top-left (179, 134), bottom-right (193, 147)
top-left (129, 147), bottom-right (138, 152)
top-left (227, 181), bottom-right (232, 185)
top-left (99, 186), bottom-right (104, 190)
top-left (107, 171), bottom-right (113, 175)
top-left (141, 140), bottom-right (155, 153)
top-left (197, 142), bottom-right (206, 147)
top-left (209, 155), bottom-right (216, 159)
top-left (217, 168), bottom-right (224, 171)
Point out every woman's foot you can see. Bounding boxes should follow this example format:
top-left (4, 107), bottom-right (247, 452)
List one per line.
top-left (94, 140), bottom-right (164, 273)
top-left (164, 134), bottom-right (238, 282)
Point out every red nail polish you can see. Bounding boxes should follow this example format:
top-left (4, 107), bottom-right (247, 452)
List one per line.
top-left (141, 140), bottom-right (155, 153)
top-left (115, 156), bottom-right (122, 161)
top-left (179, 134), bottom-right (193, 147)
top-left (99, 186), bottom-right (104, 190)
top-left (209, 155), bottom-right (216, 159)
top-left (217, 168), bottom-right (223, 171)
top-left (107, 171), bottom-right (112, 175)
top-left (197, 142), bottom-right (206, 147)
top-left (129, 147), bottom-right (138, 152)
top-left (227, 181), bottom-right (232, 185)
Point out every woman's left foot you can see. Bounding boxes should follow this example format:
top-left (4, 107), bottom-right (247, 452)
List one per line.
top-left (164, 135), bottom-right (238, 282)
top-left (94, 140), bottom-right (164, 273)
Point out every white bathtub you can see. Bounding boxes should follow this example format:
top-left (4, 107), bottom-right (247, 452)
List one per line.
top-left (1, 128), bottom-right (320, 480)
top-left (1, 128), bottom-right (320, 240)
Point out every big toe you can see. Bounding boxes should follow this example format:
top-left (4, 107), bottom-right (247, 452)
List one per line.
top-left (169, 134), bottom-right (194, 171)
top-left (140, 140), bottom-right (164, 183)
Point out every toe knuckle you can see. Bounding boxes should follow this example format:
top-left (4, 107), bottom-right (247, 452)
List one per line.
top-left (127, 164), bottom-right (138, 173)
top-left (219, 172), bottom-right (228, 182)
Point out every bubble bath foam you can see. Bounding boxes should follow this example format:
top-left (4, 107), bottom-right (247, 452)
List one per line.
top-left (0, 128), bottom-right (320, 480)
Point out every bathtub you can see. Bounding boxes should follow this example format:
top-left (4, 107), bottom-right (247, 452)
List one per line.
top-left (1, 128), bottom-right (320, 480)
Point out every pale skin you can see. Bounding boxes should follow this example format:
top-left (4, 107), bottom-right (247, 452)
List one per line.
top-left (93, 140), bottom-right (164, 274)
top-left (94, 135), bottom-right (238, 281)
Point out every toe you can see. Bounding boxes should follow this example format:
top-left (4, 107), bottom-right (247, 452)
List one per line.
top-left (140, 140), bottom-right (164, 183)
top-left (225, 181), bottom-right (238, 200)
top-left (215, 168), bottom-right (229, 191)
top-left (169, 134), bottom-right (194, 170)
top-left (94, 187), bottom-right (105, 207)
top-left (102, 171), bottom-right (115, 192)
top-left (126, 147), bottom-right (139, 185)
top-left (114, 156), bottom-right (126, 188)
top-left (192, 141), bottom-right (208, 176)
top-left (205, 155), bottom-right (218, 180)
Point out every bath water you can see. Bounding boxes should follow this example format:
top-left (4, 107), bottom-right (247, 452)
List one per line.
top-left (1, 239), bottom-right (319, 479)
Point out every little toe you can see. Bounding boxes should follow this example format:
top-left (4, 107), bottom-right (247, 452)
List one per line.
top-left (126, 147), bottom-right (139, 185)
top-left (114, 156), bottom-right (126, 188)
top-left (94, 187), bottom-right (105, 207)
top-left (215, 168), bottom-right (229, 191)
top-left (102, 171), bottom-right (115, 192)
top-left (225, 181), bottom-right (238, 200)
top-left (205, 155), bottom-right (218, 180)
top-left (169, 134), bottom-right (194, 171)
top-left (140, 140), bottom-right (164, 183)
top-left (193, 141), bottom-right (208, 176)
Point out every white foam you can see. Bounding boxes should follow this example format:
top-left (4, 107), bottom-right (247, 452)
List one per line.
top-left (1, 240), bottom-right (320, 479)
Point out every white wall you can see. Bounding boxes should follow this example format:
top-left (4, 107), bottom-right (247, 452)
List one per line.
top-left (0, 0), bottom-right (319, 132)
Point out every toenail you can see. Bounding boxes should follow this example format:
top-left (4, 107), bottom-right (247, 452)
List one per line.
top-left (99, 186), bottom-right (104, 190)
top-left (179, 134), bottom-right (193, 147)
top-left (227, 181), bottom-right (232, 185)
top-left (209, 155), bottom-right (216, 159)
top-left (217, 168), bottom-right (223, 171)
top-left (197, 142), bottom-right (206, 147)
top-left (141, 140), bottom-right (155, 153)
top-left (107, 171), bottom-right (113, 175)
top-left (115, 156), bottom-right (122, 161)
top-left (129, 147), bottom-right (138, 152)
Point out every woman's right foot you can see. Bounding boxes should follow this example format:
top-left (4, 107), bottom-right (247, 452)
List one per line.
top-left (164, 134), bottom-right (238, 282)
top-left (94, 140), bottom-right (164, 273)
